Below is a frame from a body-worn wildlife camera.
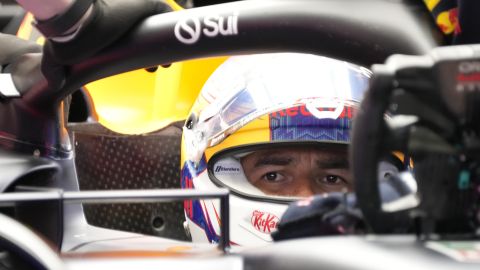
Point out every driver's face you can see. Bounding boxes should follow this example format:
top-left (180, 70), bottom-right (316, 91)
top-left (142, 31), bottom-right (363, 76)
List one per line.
top-left (241, 147), bottom-right (352, 197)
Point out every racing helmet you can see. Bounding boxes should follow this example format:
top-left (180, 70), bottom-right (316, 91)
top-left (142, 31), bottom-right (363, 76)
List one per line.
top-left (181, 53), bottom-right (371, 246)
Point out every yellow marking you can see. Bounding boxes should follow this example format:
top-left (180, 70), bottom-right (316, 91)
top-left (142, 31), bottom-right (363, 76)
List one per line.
top-left (16, 13), bottom-right (34, 40)
top-left (87, 57), bottom-right (226, 134)
top-left (181, 117), bottom-right (271, 166)
top-left (36, 36), bottom-right (45, 45)
top-left (424, 0), bottom-right (441, 11)
top-left (165, 0), bottom-right (183, 11)
top-left (166, 246), bottom-right (193, 252)
top-left (437, 11), bottom-right (455, 34)
top-left (204, 116), bottom-right (271, 161)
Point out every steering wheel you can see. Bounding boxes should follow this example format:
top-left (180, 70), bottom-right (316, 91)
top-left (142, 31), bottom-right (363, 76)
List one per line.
top-left (352, 44), bottom-right (480, 236)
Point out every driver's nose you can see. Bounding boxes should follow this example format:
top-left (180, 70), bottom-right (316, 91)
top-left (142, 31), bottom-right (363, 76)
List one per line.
top-left (292, 160), bottom-right (317, 197)
top-left (292, 184), bottom-right (315, 197)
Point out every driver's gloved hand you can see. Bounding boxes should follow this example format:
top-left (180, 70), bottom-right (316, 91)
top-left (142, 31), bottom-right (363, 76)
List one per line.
top-left (40, 0), bottom-right (173, 90)
top-left (0, 33), bottom-right (41, 73)
top-left (0, 34), bottom-right (43, 97)
top-left (271, 193), bottom-right (365, 241)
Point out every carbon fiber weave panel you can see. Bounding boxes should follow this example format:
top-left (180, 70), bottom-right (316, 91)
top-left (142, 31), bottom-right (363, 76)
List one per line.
top-left (70, 122), bottom-right (189, 241)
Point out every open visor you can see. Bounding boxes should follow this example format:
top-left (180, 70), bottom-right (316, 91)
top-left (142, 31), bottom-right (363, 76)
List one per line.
top-left (208, 143), bottom-right (351, 202)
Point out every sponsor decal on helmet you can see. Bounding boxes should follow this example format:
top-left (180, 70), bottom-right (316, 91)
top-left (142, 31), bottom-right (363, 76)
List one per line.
top-left (269, 105), bottom-right (355, 142)
top-left (251, 210), bottom-right (279, 234)
top-left (271, 104), bottom-right (354, 119)
top-left (174, 12), bottom-right (239, 44)
top-left (214, 165), bottom-right (241, 173)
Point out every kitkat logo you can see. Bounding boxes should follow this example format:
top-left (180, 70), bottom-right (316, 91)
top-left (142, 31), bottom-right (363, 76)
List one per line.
top-left (251, 210), bottom-right (279, 234)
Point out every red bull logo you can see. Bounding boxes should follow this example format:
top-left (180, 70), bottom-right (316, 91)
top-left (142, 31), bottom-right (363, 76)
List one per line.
top-left (251, 210), bottom-right (279, 233)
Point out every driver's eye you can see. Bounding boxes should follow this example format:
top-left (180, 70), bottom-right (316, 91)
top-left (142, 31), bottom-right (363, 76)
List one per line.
top-left (263, 172), bottom-right (283, 182)
top-left (319, 175), bottom-right (345, 185)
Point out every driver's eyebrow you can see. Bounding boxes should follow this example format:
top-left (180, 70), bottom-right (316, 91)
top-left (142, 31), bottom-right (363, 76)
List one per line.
top-left (253, 155), bottom-right (293, 167)
top-left (316, 156), bottom-right (349, 169)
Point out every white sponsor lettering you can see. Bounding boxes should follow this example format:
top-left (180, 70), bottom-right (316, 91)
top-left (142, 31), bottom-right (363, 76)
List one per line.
top-left (456, 83), bottom-right (480, 92)
top-left (459, 61), bottom-right (480, 74)
top-left (174, 12), bottom-right (239, 44)
top-left (305, 99), bottom-right (345, 120)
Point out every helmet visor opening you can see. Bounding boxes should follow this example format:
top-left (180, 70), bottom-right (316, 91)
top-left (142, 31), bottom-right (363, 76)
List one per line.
top-left (208, 142), bottom-right (351, 201)
top-left (209, 142), bottom-right (414, 205)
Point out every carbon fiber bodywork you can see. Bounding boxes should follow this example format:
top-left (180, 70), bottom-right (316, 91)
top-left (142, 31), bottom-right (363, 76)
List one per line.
top-left (70, 122), bottom-right (190, 241)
